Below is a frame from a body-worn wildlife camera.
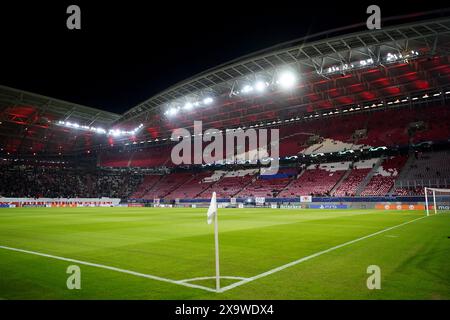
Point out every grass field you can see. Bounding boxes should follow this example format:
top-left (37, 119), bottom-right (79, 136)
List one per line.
top-left (0, 207), bottom-right (449, 300)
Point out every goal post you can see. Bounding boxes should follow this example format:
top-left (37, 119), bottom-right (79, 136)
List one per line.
top-left (424, 187), bottom-right (450, 216)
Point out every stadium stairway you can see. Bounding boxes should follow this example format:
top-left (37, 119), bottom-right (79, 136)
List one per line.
top-left (164, 174), bottom-right (197, 199)
top-left (193, 177), bottom-right (221, 199)
top-left (132, 175), bottom-right (164, 199)
top-left (355, 157), bottom-right (384, 196)
top-left (388, 154), bottom-right (414, 196)
top-left (276, 169), bottom-right (305, 197)
top-left (233, 176), bottom-right (257, 198)
top-left (330, 167), bottom-right (352, 195)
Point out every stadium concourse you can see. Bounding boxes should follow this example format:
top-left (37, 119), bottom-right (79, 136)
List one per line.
top-left (0, 15), bottom-right (450, 207)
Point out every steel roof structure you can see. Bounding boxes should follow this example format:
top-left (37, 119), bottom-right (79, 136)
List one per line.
top-left (1, 13), bottom-right (450, 155)
top-left (0, 85), bottom-right (120, 154)
top-left (117, 16), bottom-right (450, 126)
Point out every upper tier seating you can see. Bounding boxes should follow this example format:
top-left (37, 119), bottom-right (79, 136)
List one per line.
top-left (98, 104), bottom-right (450, 169)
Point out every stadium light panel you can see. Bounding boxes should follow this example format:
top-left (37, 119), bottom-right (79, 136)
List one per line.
top-left (242, 85), bottom-right (253, 93)
top-left (255, 81), bottom-right (268, 92)
top-left (168, 107), bottom-right (178, 116)
top-left (183, 102), bottom-right (193, 110)
top-left (203, 97), bottom-right (213, 105)
top-left (277, 71), bottom-right (296, 89)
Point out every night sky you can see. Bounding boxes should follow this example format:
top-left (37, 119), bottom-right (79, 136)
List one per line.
top-left (0, 1), bottom-right (447, 114)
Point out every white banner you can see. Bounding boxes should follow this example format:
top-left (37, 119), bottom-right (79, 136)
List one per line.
top-left (255, 197), bottom-right (265, 204)
top-left (300, 196), bottom-right (312, 203)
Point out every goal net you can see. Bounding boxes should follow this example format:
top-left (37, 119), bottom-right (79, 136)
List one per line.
top-left (424, 187), bottom-right (450, 216)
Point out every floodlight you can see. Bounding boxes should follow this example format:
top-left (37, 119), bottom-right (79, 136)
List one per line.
top-left (110, 130), bottom-right (121, 137)
top-left (242, 85), bottom-right (253, 93)
top-left (203, 97), bottom-right (213, 104)
top-left (168, 107), bottom-right (178, 116)
top-left (277, 71), bottom-right (296, 89)
top-left (255, 81), bottom-right (267, 92)
top-left (184, 102), bottom-right (193, 110)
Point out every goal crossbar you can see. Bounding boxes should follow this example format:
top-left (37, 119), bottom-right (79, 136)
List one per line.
top-left (424, 187), bottom-right (450, 216)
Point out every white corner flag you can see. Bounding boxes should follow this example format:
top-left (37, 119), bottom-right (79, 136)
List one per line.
top-left (207, 192), bottom-right (220, 291)
top-left (207, 191), bottom-right (217, 224)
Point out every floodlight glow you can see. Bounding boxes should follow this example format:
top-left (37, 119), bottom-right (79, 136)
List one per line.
top-left (184, 102), bottom-right (193, 110)
top-left (109, 129), bottom-right (121, 137)
top-left (168, 107), bottom-right (178, 116)
top-left (255, 81), bottom-right (267, 92)
top-left (203, 97), bottom-right (213, 104)
top-left (242, 85), bottom-right (253, 93)
top-left (277, 71), bottom-right (296, 89)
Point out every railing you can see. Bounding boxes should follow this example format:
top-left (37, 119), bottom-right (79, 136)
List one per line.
top-left (395, 179), bottom-right (450, 188)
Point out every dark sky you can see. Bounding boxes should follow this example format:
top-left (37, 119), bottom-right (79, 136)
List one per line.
top-left (0, 1), bottom-right (448, 114)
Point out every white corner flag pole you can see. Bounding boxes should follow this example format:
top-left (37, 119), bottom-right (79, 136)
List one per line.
top-left (207, 192), bottom-right (220, 291)
top-left (214, 202), bottom-right (220, 291)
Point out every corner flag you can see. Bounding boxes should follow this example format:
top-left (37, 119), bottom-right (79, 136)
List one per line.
top-left (207, 192), bottom-right (217, 224)
top-left (207, 191), bottom-right (220, 291)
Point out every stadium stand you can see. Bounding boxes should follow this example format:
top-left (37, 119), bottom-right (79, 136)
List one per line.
top-left (393, 151), bottom-right (450, 195)
top-left (361, 156), bottom-right (407, 196)
top-left (130, 175), bottom-right (162, 198)
top-left (332, 168), bottom-right (371, 196)
top-left (94, 104), bottom-right (450, 168)
top-left (199, 169), bottom-right (258, 198)
top-left (277, 162), bottom-right (349, 197)
top-left (0, 165), bottom-right (144, 199)
top-left (1, 17), bottom-right (450, 202)
top-left (165, 171), bottom-right (215, 200)
top-left (236, 168), bottom-right (298, 198)
top-left (137, 172), bottom-right (193, 199)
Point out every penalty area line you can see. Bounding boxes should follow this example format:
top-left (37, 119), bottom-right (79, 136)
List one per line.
top-left (0, 245), bottom-right (217, 293)
top-left (218, 215), bottom-right (427, 293)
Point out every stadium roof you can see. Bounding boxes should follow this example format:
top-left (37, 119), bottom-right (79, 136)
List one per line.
top-left (1, 13), bottom-right (450, 155)
top-left (0, 85), bottom-right (120, 127)
top-left (117, 15), bottom-right (450, 125)
top-left (0, 85), bottom-right (120, 155)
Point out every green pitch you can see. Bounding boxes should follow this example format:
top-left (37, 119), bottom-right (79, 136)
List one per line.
top-left (0, 207), bottom-right (449, 299)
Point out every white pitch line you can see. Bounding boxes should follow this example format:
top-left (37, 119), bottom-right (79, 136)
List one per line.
top-left (0, 245), bottom-right (217, 293)
top-left (179, 276), bottom-right (248, 283)
top-left (218, 215), bottom-right (427, 292)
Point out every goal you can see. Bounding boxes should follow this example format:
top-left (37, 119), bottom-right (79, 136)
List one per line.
top-left (424, 187), bottom-right (450, 216)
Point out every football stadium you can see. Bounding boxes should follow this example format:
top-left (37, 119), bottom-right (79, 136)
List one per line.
top-left (1, 12), bottom-right (450, 301)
